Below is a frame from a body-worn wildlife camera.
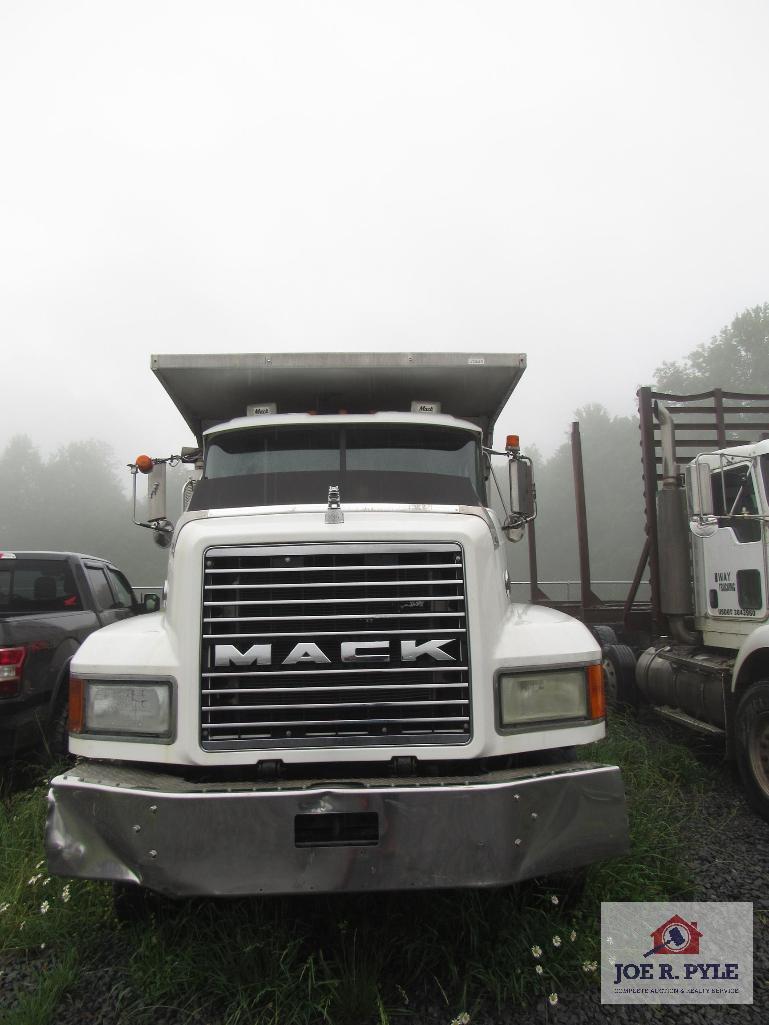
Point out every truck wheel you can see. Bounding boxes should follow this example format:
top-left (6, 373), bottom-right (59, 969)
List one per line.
top-left (47, 691), bottom-right (71, 761)
top-left (591, 625), bottom-right (618, 650)
top-left (602, 644), bottom-right (638, 709)
top-left (735, 681), bottom-right (769, 822)
top-left (112, 883), bottom-right (159, 924)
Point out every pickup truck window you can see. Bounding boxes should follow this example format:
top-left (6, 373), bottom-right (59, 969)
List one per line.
top-left (195, 424), bottom-right (484, 508)
top-left (86, 567), bottom-right (115, 611)
top-left (106, 568), bottom-right (136, 610)
top-left (0, 560), bottom-right (83, 614)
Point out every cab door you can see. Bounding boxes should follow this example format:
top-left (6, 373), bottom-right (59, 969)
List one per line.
top-left (701, 462), bottom-right (768, 624)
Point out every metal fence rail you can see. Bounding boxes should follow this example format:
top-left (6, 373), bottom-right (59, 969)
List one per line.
top-left (508, 580), bottom-right (651, 604)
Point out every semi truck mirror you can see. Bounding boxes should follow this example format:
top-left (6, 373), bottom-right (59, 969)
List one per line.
top-left (689, 516), bottom-right (718, 538)
top-left (686, 457), bottom-right (714, 518)
top-left (142, 592), bottom-right (161, 613)
top-left (513, 458), bottom-right (536, 521)
top-left (147, 463), bottom-right (167, 524)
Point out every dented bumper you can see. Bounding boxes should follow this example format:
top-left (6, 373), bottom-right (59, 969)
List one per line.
top-left (46, 760), bottom-right (629, 897)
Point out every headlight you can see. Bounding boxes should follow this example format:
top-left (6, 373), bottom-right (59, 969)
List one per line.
top-left (498, 668), bottom-right (590, 728)
top-left (82, 680), bottom-right (173, 738)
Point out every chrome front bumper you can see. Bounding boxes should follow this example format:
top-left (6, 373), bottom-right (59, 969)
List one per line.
top-left (46, 760), bottom-right (629, 897)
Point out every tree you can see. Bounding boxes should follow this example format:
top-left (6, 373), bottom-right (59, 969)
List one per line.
top-left (0, 436), bottom-right (170, 586)
top-left (0, 435), bottom-right (47, 546)
top-left (655, 304), bottom-right (769, 393)
top-left (506, 405), bottom-right (646, 590)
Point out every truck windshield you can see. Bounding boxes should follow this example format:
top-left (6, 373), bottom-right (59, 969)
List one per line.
top-left (191, 424), bottom-right (484, 509)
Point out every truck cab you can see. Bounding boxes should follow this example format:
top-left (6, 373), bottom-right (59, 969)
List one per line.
top-left (688, 442), bottom-right (769, 646)
top-left (45, 353), bottom-right (629, 899)
top-left (595, 390), bottom-right (769, 821)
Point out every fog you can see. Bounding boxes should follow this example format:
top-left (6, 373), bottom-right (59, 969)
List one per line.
top-left (2, 0), bottom-right (768, 467)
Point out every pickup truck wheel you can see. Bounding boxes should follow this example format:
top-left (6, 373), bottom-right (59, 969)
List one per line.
top-left (602, 644), bottom-right (638, 709)
top-left (47, 690), bottom-right (71, 761)
top-left (735, 681), bottom-right (769, 822)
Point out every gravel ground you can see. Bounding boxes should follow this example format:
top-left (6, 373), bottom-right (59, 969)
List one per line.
top-left (1, 726), bottom-right (766, 1025)
top-left (481, 727), bottom-right (769, 1025)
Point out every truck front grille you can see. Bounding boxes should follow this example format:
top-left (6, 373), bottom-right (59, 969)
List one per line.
top-left (200, 543), bottom-right (471, 749)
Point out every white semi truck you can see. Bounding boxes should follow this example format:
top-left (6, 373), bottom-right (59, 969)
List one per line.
top-left (589, 388), bottom-right (769, 822)
top-left (534, 387), bottom-right (769, 822)
top-left (46, 353), bottom-right (629, 901)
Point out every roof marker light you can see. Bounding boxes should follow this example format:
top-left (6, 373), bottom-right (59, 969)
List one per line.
top-left (135, 455), bottom-right (154, 475)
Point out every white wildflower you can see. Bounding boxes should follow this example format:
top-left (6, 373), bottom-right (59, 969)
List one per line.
top-left (535, 964), bottom-right (543, 975)
top-left (40, 943), bottom-right (46, 950)
top-left (27, 874), bottom-right (42, 887)
top-left (550, 895), bottom-right (559, 905)
top-left (582, 960), bottom-right (598, 973)
top-left (19, 921), bottom-right (25, 931)
top-left (606, 936), bottom-right (614, 945)
top-left (0, 902), bottom-right (9, 914)
top-left (552, 935), bottom-right (562, 947)
top-left (61, 885), bottom-right (71, 904)
top-left (570, 930), bottom-right (577, 942)
top-left (42, 878), bottom-right (51, 887)
top-left (548, 993), bottom-right (558, 1006)
top-left (531, 945), bottom-right (542, 958)
top-left (40, 901), bottom-right (50, 914)
top-left (450, 1015), bottom-right (470, 1025)
top-left (36, 860), bottom-right (45, 869)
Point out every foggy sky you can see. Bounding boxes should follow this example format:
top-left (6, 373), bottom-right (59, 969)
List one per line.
top-left (2, 0), bottom-right (768, 471)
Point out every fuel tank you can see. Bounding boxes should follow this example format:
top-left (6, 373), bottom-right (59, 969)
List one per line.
top-left (636, 645), bottom-right (731, 727)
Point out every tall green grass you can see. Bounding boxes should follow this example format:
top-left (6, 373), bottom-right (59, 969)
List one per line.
top-left (0, 713), bottom-right (715, 1024)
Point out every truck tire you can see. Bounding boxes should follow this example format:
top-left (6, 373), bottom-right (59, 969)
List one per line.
top-left (47, 690), bottom-right (70, 761)
top-left (45, 666), bottom-right (74, 763)
top-left (735, 681), bottom-right (769, 822)
top-left (602, 644), bottom-right (638, 709)
top-left (112, 883), bottom-right (159, 923)
top-left (591, 625), bottom-right (618, 650)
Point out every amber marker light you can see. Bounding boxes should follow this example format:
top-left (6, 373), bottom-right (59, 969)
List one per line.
top-left (135, 454), bottom-right (154, 474)
top-left (506, 434), bottom-right (520, 452)
top-left (68, 676), bottom-right (85, 734)
top-left (587, 664), bottom-right (606, 719)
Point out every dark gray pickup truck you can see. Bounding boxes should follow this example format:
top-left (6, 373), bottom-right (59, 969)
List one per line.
top-left (0, 551), bottom-right (152, 758)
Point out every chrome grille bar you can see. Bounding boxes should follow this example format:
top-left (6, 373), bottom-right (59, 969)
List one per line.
top-left (204, 579), bottom-right (462, 590)
top-left (200, 543), bottom-right (472, 750)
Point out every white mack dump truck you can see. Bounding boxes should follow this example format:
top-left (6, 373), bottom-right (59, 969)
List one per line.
top-left (46, 353), bottom-right (629, 902)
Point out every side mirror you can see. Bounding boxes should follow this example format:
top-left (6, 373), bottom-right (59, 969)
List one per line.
top-left (500, 455), bottom-right (537, 542)
top-left (147, 462), bottom-right (167, 523)
top-left (686, 458), bottom-right (714, 517)
top-left (689, 516), bottom-right (718, 539)
top-left (512, 458), bottom-right (536, 522)
top-left (142, 592), bottom-right (161, 613)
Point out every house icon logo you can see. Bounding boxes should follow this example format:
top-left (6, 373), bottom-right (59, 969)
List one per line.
top-left (644, 915), bottom-right (703, 957)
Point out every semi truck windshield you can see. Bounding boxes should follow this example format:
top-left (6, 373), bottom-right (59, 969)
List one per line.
top-left (190, 424), bottom-right (484, 509)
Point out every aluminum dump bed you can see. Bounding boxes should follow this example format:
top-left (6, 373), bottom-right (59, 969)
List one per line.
top-left (151, 352), bottom-right (526, 444)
